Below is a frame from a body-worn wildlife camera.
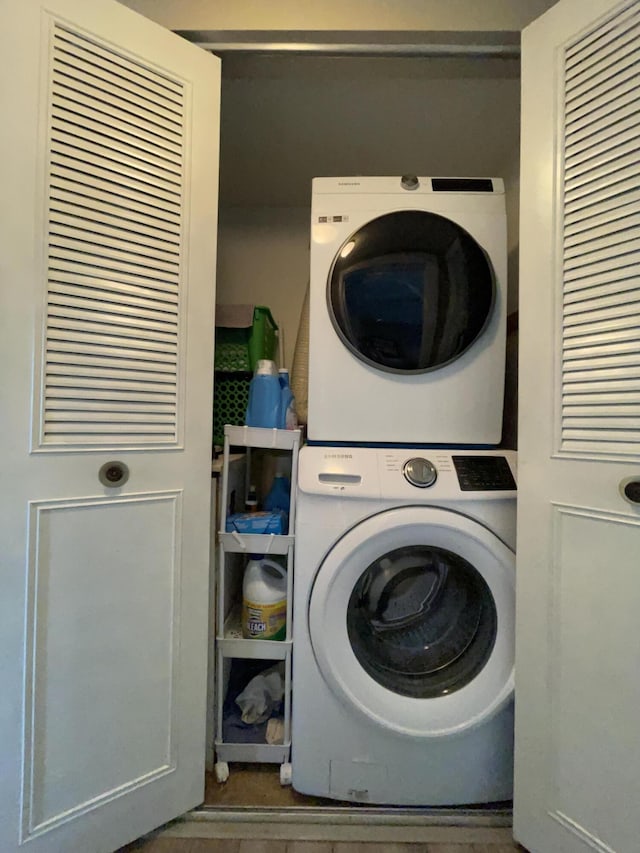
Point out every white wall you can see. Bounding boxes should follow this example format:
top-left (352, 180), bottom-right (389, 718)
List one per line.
top-left (216, 206), bottom-right (309, 369)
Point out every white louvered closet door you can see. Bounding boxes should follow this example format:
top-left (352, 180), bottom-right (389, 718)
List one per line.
top-left (0, 2), bottom-right (220, 853)
top-left (515, 1), bottom-right (640, 852)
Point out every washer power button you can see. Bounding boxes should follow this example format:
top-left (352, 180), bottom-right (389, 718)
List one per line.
top-left (403, 457), bottom-right (437, 488)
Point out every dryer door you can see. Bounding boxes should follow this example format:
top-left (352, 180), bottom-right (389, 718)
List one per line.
top-left (308, 506), bottom-right (514, 737)
top-left (327, 211), bottom-right (495, 374)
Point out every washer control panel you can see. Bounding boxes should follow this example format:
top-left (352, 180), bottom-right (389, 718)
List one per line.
top-left (298, 445), bottom-right (517, 500)
top-left (403, 457), bottom-right (437, 488)
top-left (452, 455), bottom-right (517, 491)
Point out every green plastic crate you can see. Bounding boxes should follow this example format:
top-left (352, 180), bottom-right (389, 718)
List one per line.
top-left (212, 371), bottom-right (252, 447)
top-left (215, 306), bottom-right (278, 372)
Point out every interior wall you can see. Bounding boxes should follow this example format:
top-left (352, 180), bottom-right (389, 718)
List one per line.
top-left (215, 55), bottom-right (522, 369)
top-left (216, 207), bottom-right (309, 369)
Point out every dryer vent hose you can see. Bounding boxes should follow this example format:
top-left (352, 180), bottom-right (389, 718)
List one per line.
top-left (291, 282), bottom-right (309, 425)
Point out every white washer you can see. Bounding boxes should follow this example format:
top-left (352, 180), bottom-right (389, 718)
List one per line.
top-left (292, 445), bottom-right (516, 805)
top-left (308, 176), bottom-right (507, 446)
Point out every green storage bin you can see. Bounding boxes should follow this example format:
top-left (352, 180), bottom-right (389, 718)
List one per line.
top-left (215, 306), bottom-right (278, 372)
top-left (212, 371), bottom-right (252, 447)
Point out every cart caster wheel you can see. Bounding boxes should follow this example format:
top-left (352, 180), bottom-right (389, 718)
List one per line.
top-left (214, 761), bottom-right (229, 783)
top-left (280, 762), bottom-right (292, 786)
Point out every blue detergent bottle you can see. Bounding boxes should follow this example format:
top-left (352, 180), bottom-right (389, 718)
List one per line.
top-left (278, 368), bottom-right (298, 430)
top-left (263, 472), bottom-right (291, 533)
top-left (245, 360), bottom-right (281, 428)
top-left (263, 473), bottom-right (291, 516)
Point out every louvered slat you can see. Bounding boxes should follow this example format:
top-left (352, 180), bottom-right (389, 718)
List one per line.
top-left (51, 135), bottom-right (182, 194)
top-left (565, 216), bottom-right (640, 256)
top-left (50, 155), bottom-right (181, 208)
top-left (54, 55), bottom-right (184, 129)
top-left (563, 260), bottom-right (637, 294)
top-left (49, 276), bottom-right (179, 309)
top-left (564, 95), bottom-right (640, 151)
top-left (564, 186), bottom-right (640, 230)
top-left (565, 5), bottom-right (640, 75)
top-left (40, 23), bottom-right (186, 446)
top-left (564, 316), bottom-right (639, 341)
top-left (564, 391), bottom-right (640, 404)
top-left (564, 372), bottom-right (640, 387)
top-left (564, 352), bottom-right (640, 372)
top-left (51, 100), bottom-right (182, 160)
top-left (50, 214), bottom-right (181, 257)
top-left (562, 431), bottom-right (640, 445)
top-left (49, 234), bottom-right (181, 276)
top-left (46, 329), bottom-right (178, 358)
top-left (560, 41), bottom-right (640, 462)
top-left (565, 135), bottom-right (638, 186)
top-left (563, 276), bottom-right (637, 305)
top-left (564, 110), bottom-right (639, 162)
top-left (46, 370), bottom-right (178, 389)
top-left (46, 361), bottom-right (176, 382)
top-left (565, 149), bottom-right (638, 197)
top-left (564, 243), bottom-right (639, 277)
top-left (46, 387), bottom-right (176, 402)
top-left (50, 200), bottom-right (181, 248)
top-left (50, 178), bottom-right (182, 229)
top-left (564, 365), bottom-right (640, 384)
top-left (48, 307), bottom-right (178, 338)
top-left (48, 259), bottom-right (180, 296)
top-left (565, 51), bottom-right (638, 117)
top-left (55, 28), bottom-right (184, 103)
top-left (51, 124), bottom-right (182, 182)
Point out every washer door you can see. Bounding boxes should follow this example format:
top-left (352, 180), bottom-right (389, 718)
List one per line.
top-left (328, 210), bottom-right (495, 374)
top-left (309, 506), bottom-right (514, 737)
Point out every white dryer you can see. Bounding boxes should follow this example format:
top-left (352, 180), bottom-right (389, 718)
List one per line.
top-left (308, 176), bottom-right (507, 445)
top-left (292, 445), bottom-right (516, 806)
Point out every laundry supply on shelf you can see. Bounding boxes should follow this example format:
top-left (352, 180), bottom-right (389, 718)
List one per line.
top-left (225, 510), bottom-right (287, 535)
top-left (245, 359), bottom-right (282, 428)
top-left (265, 716), bottom-right (285, 745)
top-left (278, 368), bottom-right (298, 429)
top-left (242, 556), bottom-right (287, 640)
top-left (235, 662), bottom-right (286, 725)
top-left (245, 483), bottom-right (259, 512)
top-left (263, 472), bottom-right (291, 520)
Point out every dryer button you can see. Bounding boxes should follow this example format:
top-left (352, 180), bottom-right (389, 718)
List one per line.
top-left (401, 174), bottom-right (420, 191)
top-left (403, 457), bottom-right (437, 488)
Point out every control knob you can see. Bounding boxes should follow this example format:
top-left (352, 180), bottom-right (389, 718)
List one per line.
top-left (403, 457), bottom-right (437, 488)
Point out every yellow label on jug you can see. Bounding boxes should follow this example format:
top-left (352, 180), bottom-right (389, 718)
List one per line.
top-left (242, 598), bottom-right (286, 640)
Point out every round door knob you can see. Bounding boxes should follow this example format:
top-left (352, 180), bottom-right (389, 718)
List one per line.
top-left (621, 479), bottom-right (640, 505)
top-left (401, 174), bottom-right (420, 191)
top-left (99, 461), bottom-right (130, 488)
top-left (403, 457), bottom-right (437, 488)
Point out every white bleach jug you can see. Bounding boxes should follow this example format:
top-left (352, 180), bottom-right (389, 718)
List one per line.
top-left (241, 556), bottom-right (287, 640)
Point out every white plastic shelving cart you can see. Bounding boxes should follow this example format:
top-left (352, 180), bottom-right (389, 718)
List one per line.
top-left (214, 424), bottom-right (301, 785)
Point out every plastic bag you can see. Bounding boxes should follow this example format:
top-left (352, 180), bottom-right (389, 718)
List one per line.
top-left (235, 662), bottom-right (285, 725)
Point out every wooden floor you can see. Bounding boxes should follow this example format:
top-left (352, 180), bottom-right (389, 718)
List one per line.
top-left (202, 766), bottom-right (513, 812)
top-left (203, 767), bottom-right (360, 807)
top-left (122, 840), bottom-right (523, 852)
top-left (118, 766), bottom-right (523, 853)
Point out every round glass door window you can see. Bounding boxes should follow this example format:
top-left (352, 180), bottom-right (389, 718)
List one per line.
top-left (346, 544), bottom-right (497, 698)
top-left (328, 211), bottom-right (495, 373)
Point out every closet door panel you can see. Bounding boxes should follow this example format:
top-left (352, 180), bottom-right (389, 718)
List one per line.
top-left (0, 2), bottom-right (220, 852)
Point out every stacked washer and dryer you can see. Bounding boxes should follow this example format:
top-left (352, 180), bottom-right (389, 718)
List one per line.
top-left (291, 176), bottom-right (517, 806)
